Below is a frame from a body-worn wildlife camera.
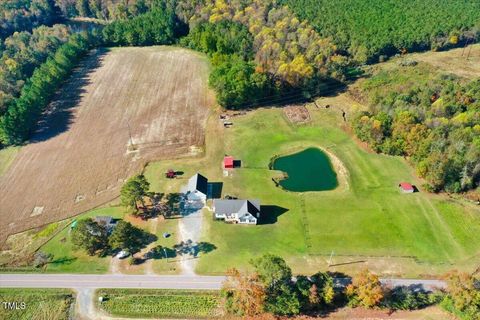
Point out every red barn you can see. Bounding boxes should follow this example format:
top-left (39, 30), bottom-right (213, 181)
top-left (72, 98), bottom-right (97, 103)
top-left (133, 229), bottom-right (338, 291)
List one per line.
top-left (223, 156), bottom-right (234, 169)
top-left (399, 182), bottom-right (414, 193)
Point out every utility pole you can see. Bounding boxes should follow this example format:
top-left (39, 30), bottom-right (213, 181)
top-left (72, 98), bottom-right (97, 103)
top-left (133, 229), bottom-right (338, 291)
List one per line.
top-left (466, 43), bottom-right (473, 60)
top-left (328, 250), bottom-right (335, 266)
top-left (126, 119), bottom-right (135, 150)
top-left (163, 247), bottom-right (168, 263)
top-left (461, 38), bottom-right (470, 57)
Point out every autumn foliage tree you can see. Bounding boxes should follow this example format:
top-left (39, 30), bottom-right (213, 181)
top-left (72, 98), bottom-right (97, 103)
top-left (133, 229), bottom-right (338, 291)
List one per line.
top-left (345, 269), bottom-right (384, 308)
top-left (222, 268), bottom-right (267, 316)
top-left (441, 270), bottom-right (480, 319)
top-left (176, 0), bottom-right (348, 108)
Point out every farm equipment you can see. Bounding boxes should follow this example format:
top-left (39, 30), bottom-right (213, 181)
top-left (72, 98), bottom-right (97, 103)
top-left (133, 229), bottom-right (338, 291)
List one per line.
top-left (165, 169), bottom-right (176, 179)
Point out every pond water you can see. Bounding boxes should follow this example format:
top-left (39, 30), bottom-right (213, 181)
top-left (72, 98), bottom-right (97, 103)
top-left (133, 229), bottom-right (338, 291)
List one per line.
top-left (272, 147), bottom-right (338, 192)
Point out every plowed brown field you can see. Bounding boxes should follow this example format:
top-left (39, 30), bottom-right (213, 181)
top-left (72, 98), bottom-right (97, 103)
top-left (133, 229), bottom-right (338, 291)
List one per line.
top-left (0, 46), bottom-right (214, 245)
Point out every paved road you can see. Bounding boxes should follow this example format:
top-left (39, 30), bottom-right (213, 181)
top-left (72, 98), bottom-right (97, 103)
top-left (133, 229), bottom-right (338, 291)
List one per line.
top-left (0, 274), bottom-right (224, 290)
top-left (0, 273), bottom-right (445, 291)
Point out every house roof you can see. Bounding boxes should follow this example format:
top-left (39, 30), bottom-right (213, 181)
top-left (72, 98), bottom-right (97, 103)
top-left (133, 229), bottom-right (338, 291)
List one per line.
top-left (214, 199), bottom-right (260, 217)
top-left (187, 173), bottom-right (208, 195)
top-left (399, 182), bottom-right (414, 191)
top-left (224, 156), bottom-right (234, 167)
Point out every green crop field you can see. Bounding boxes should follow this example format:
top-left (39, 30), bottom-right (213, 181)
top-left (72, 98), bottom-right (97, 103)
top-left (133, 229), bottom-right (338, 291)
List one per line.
top-left (148, 99), bottom-right (480, 277)
top-left (0, 289), bottom-right (74, 320)
top-left (96, 289), bottom-right (222, 318)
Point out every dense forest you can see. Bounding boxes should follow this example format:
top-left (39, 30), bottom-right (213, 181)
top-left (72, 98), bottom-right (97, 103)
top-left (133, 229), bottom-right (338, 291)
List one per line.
top-left (0, 0), bottom-right (59, 40)
top-left (352, 65), bottom-right (480, 193)
top-left (0, 32), bottom-right (95, 145)
top-left (102, 4), bottom-right (186, 46)
top-left (54, 0), bottom-right (155, 20)
top-left (0, 24), bottom-right (70, 115)
top-left (281, 0), bottom-right (480, 63)
top-left (176, 0), bottom-right (348, 108)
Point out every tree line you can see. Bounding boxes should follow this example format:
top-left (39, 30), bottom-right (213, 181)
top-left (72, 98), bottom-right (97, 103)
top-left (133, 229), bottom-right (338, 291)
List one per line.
top-left (101, 3), bottom-right (186, 46)
top-left (0, 32), bottom-right (97, 145)
top-left (352, 65), bottom-right (480, 193)
top-left (54, 0), bottom-right (157, 20)
top-left (280, 0), bottom-right (480, 63)
top-left (223, 254), bottom-right (480, 319)
top-left (0, 24), bottom-right (70, 116)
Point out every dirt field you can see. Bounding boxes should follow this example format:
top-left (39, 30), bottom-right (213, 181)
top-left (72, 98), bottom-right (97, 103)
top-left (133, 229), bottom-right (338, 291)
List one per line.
top-left (0, 46), bottom-right (214, 245)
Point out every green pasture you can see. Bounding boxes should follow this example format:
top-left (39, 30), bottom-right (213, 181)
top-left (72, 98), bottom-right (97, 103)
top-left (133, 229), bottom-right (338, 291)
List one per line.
top-left (189, 106), bottom-right (480, 275)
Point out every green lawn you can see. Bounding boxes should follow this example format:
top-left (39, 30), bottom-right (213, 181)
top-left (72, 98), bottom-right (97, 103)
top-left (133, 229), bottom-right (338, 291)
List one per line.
top-left (150, 217), bottom-right (181, 274)
top-left (39, 199), bottom-right (181, 274)
top-left (41, 206), bottom-right (126, 273)
top-left (0, 288), bottom-right (74, 320)
top-left (175, 105), bottom-right (480, 276)
top-left (96, 289), bottom-right (222, 318)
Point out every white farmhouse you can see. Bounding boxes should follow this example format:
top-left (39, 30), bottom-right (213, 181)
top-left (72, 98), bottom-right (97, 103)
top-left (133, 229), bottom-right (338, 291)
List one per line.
top-left (213, 199), bottom-right (261, 225)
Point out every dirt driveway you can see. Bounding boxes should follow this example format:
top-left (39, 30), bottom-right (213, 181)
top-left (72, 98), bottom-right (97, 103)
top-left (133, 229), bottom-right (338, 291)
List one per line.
top-left (0, 46), bottom-right (214, 245)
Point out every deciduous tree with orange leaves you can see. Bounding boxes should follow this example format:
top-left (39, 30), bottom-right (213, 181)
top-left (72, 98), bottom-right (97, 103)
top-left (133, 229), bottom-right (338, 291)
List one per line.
top-left (222, 268), bottom-right (267, 316)
top-left (345, 269), bottom-right (384, 308)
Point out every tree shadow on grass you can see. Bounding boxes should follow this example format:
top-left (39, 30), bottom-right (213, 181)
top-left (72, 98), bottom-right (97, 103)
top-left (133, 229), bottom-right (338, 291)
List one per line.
top-left (257, 205), bottom-right (289, 225)
top-left (49, 256), bottom-right (77, 265)
top-left (29, 48), bottom-right (110, 144)
top-left (147, 246), bottom-right (178, 259)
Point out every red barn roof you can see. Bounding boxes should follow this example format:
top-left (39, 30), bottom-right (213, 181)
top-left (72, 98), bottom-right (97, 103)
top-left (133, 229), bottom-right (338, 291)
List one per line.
top-left (224, 156), bottom-right (234, 168)
top-left (399, 182), bottom-right (414, 191)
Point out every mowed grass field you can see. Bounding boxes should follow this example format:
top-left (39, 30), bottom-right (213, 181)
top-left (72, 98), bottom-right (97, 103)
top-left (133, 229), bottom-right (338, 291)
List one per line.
top-left (148, 95), bottom-right (480, 277)
top-left (0, 46), bottom-right (214, 246)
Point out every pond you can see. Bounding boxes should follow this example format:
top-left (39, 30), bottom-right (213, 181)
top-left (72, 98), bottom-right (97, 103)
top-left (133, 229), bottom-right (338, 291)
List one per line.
top-left (272, 147), bottom-right (338, 192)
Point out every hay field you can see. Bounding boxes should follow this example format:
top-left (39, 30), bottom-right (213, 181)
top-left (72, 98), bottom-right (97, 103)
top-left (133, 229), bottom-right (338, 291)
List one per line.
top-left (396, 44), bottom-right (480, 80)
top-left (0, 46), bottom-right (214, 245)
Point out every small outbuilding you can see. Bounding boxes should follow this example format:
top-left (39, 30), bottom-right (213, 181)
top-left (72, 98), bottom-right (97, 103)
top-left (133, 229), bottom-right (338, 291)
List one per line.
top-left (185, 173), bottom-right (209, 201)
top-left (223, 156), bottom-right (234, 169)
top-left (399, 182), bottom-right (415, 193)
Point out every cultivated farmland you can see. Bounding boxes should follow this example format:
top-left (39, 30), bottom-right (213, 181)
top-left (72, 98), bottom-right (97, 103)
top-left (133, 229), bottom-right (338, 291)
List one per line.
top-left (0, 46), bottom-right (214, 245)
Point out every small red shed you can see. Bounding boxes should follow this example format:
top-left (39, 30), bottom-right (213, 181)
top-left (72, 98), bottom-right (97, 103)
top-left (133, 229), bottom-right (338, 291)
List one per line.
top-left (223, 156), bottom-right (234, 169)
top-left (399, 182), bottom-right (414, 193)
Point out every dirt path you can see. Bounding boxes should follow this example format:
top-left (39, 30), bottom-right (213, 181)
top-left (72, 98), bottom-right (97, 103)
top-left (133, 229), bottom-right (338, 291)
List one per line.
top-left (177, 207), bottom-right (204, 275)
top-left (108, 257), bottom-right (121, 274)
top-left (76, 288), bottom-right (152, 320)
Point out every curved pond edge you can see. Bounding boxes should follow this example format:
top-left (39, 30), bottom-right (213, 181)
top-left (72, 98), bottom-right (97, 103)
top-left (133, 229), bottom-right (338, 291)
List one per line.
top-left (269, 145), bottom-right (350, 193)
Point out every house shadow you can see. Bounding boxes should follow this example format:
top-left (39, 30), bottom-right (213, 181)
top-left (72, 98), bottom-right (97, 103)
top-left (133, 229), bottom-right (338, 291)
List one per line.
top-left (257, 205), bottom-right (289, 225)
top-left (233, 160), bottom-right (242, 168)
top-left (29, 48), bottom-right (110, 144)
top-left (208, 182), bottom-right (223, 199)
